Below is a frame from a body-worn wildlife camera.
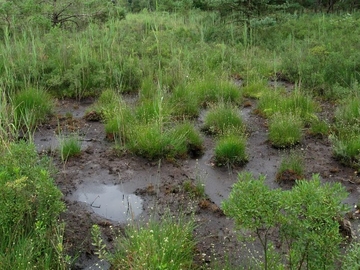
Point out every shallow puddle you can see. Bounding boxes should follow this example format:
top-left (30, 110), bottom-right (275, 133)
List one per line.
top-left (72, 183), bottom-right (143, 223)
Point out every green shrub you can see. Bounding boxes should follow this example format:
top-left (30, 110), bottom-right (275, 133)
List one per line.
top-left (13, 88), bottom-right (53, 130)
top-left (0, 141), bottom-right (66, 269)
top-left (268, 113), bottom-right (303, 148)
top-left (215, 135), bottom-right (247, 166)
top-left (202, 104), bottom-right (244, 135)
top-left (222, 172), bottom-right (348, 270)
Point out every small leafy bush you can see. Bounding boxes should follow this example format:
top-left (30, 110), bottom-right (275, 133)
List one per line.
top-left (0, 141), bottom-right (65, 268)
top-left (222, 172), bottom-right (348, 270)
top-left (215, 135), bottom-right (247, 166)
top-left (268, 113), bottom-right (303, 148)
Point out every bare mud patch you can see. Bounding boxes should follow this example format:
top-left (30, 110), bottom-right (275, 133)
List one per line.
top-left (33, 97), bottom-right (360, 269)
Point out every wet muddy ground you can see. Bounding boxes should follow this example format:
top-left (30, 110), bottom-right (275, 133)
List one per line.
top-left (34, 89), bottom-right (360, 269)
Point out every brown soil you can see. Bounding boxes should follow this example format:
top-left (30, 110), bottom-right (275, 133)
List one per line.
top-left (33, 93), bottom-right (360, 269)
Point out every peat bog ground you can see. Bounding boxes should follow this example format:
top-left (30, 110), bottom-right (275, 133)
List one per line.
top-left (33, 81), bottom-right (360, 269)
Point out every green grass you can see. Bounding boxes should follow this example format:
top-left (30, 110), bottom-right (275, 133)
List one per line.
top-left (330, 133), bottom-right (360, 169)
top-left (169, 83), bottom-right (200, 119)
top-left (103, 214), bottom-right (197, 269)
top-left (215, 135), bottom-right (248, 167)
top-left (13, 88), bottom-right (54, 133)
top-left (202, 103), bottom-right (244, 135)
top-left (257, 88), bottom-right (318, 123)
top-left (127, 121), bottom-right (203, 160)
top-left (276, 151), bottom-right (305, 183)
top-left (309, 119), bottom-right (330, 137)
top-left (0, 141), bottom-right (66, 269)
top-left (59, 134), bottom-right (82, 162)
top-left (268, 113), bottom-right (303, 148)
top-left (242, 79), bottom-right (270, 99)
top-left (190, 78), bottom-right (242, 107)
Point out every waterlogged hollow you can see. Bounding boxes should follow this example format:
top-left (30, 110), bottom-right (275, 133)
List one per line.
top-left (71, 183), bottom-right (143, 223)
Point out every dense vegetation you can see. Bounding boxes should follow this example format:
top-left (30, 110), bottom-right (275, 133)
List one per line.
top-left (1, 0), bottom-right (360, 268)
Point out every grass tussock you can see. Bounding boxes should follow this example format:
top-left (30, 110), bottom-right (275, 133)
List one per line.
top-left (92, 213), bottom-right (197, 270)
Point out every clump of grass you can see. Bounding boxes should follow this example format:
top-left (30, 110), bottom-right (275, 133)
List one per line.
top-left (334, 96), bottom-right (360, 126)
top-left (330, 95), bottom-right (360, 168)
top-left (242, 80), bottom-right (270, 99)
top-left (257, 89), bottom-right (318, 123)
top-left (214, 135), bottom-right (248, 167)
top-left (13, 88), bottom-right (53, 131)
top-left (170, 122), bottom-right (204, 158)
top-left (127, 121), bottom-right (203, 160)
top-left (268, 113), bottom-right (303, 148)
top-left (276, 151), bottom-right (305, 183)
top-left (330, 133), bottom-right (360, 169)
top-left (309, 119), bottom-right (330, 137)
top-left (99, 213), bottom-right (197, 269)
top-left (190, 78), bottom-right (242, 107)
top-left (169, 84), bottom-right (200, 119)
top-left (183, 179), bottom-right (205, 198)
top-left (91, 89), bottom-right (123, 121)
top-left (59, 134), bottom-right (81, 162)
top-left (202, 103), bottom-right (244, 135)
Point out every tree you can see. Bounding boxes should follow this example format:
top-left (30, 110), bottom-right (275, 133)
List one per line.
top-left (222, 172), bottom-right (349, 269)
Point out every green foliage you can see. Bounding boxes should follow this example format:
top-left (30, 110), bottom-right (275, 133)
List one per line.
top-left (191, 78), bottom-right (242, 107)
top-left (0, 89), bottom-right (17, 143)
top-left (223, 172), bottom-right (348, 270)
top-left (281, 175), bottom-right (348, 269)
top-left (169, 83), bottom-right (200, 119)
top-left (109, 213), bottom-right (197, 269)
top-left (13, 88), bottom-right (53, 132)
top-left (214, 135), bottom-right (248, 167)
top-left (258, 88), bottom-right (318, 123)
top-left (0, 141), bottom-right (66, 269)
top-left (330, 133), bottom-right (360, 169)
top-left (222, 172), bottom-right (283, 270)
top-left (309, 118), bottom-right (329, 137)
top-left (59, 134), bottom-right (82, 162)
top-left (242, 80), bottom-right (270, 99)
top-left (202, 103), bottom-right (244, 135)
top-left (276, 150), bottom-right (305, 182)
top-left (342, 241), bottom-right (360, 270)
top-left (268, 113), bottom-right (303, 148)
top-left (331, 95), bottom-right (360, 168)
top-left (127, 121), bottom-right (203, 160)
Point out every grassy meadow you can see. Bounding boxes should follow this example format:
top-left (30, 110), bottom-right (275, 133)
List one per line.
top-left (1, 4), bottom-right (360, 269)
